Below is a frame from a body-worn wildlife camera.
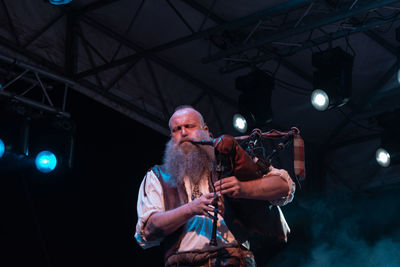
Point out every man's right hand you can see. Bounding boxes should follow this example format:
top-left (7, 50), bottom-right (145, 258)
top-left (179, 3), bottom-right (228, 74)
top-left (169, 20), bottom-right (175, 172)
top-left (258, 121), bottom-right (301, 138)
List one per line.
top-left (187, 193), bottom-right (221, 218)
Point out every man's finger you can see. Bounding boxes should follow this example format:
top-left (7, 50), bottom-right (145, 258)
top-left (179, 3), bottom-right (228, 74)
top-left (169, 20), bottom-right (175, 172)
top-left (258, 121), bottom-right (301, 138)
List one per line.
top-left (204, 193), bottom-right (215, 198)
top-left (220, 189), bottom-right (232, 195)
top-left (205, 205), bottom-right (214, 212)
top-left (214, 180), bottom-right (224, 188)
top-left (205, 211), bottom-right (215, 219)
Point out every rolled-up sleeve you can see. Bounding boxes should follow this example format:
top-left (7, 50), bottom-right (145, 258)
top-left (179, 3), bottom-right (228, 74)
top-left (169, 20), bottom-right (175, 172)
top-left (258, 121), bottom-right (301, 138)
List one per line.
top-left (265, 166), bottom-right (295, 206)
top-left (135, 171), bottom-right (165, 249)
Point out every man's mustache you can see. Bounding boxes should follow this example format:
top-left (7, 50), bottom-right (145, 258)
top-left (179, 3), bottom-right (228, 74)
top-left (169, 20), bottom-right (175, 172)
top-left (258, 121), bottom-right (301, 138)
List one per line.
top-left (178, 137), bottom-right (197, 145)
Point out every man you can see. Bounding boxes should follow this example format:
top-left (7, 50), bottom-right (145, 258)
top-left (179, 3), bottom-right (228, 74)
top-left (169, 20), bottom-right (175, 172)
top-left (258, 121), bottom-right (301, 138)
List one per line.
top-left (135, 106), bottom-right (295, 266)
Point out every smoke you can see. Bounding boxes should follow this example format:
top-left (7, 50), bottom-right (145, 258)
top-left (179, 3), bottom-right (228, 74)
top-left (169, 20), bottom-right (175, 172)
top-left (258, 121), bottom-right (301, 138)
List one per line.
top-left (266, 187), bottom-right (400, 267)
top-left (306, 233), bottom-right (400, 267)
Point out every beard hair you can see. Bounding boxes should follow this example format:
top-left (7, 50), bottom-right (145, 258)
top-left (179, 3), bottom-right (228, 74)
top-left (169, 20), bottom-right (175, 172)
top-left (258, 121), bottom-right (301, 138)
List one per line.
top-left (163, 130), bottom-right (215, 185)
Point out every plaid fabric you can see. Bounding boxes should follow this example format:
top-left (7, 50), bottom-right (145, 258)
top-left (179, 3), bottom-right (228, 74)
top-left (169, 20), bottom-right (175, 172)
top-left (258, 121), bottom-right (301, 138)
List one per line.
top-left (235, 127), bottom-right (306, 182)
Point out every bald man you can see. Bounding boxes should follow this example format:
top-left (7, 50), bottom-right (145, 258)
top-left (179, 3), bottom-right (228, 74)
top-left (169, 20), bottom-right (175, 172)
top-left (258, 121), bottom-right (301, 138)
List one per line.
top-left (135, 106), bottom-right (295, 267)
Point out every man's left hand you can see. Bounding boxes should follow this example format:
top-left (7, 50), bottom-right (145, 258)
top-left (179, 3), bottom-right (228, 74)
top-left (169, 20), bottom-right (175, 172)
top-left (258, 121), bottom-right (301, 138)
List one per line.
top-left (213, 176), bottom-right (243, 198)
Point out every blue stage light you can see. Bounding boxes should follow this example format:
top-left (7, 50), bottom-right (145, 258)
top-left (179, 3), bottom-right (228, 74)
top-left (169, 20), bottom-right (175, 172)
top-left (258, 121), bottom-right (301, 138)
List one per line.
top-left (35, 151), bottom-right (57, 173)
top-left (49, 0), bottom-right (72, 5)
top-left (0, 139), bottom-right (5, 158)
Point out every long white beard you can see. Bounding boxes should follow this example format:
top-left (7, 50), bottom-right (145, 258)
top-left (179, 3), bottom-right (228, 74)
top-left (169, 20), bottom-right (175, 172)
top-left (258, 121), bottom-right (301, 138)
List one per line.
top-left (163, 131), bottom-right (214, 185)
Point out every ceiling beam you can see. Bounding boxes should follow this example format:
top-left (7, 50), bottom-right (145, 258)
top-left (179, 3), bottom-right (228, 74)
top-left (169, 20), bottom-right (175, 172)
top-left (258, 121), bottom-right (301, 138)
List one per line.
top-left (65, 9), bottom-right (79, 76)
top-left (0, 35), bottom-right (65, 74)
top-left (220, 11), bottom-right (400, 73)
top-left (202, 0), bottom-right (399, 63)
top-left (180, 0), bottom-right (226, 25)
top-left (181, 1), bottom-right (313, 83)
top-left (78, 16), bottom-right (238, 107)
top-left (23, 12), bottom-right (65, 48)
top-left (75, 0), bottom-right (310, 77)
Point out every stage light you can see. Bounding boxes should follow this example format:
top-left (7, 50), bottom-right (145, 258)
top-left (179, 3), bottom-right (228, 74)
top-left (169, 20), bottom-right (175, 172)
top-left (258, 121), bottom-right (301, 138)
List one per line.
top-left (233, 114), bottom-right (247, 133)
top-left (35, 151), bottom-right (57, 173)
top-left (311, 47), bottom-right (353, 111)
top-left (311, 89), bottom-right (329, 111)
top-left (375, 136), bottom-right (400, 167)
top-left (29, 117), bottom-right (75, 170)
top-left (375, 148), bottom-right (390, 167)
top-left (0, 139), bottom-right (5, 158)
top-left (49, 0), bottom-right (72, 5)
top-left (235, 69), bottom-right (274, 132)
top-left (375, 109), bottom-right (400, 167)
top-left (397, 69), bottom-right (400, 84)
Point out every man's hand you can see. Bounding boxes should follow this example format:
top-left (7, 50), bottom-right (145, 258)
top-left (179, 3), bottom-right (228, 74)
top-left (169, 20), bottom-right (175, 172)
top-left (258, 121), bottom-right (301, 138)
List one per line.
top-left (213, 176), bottom-right (244, 198)
top-left (187, 193), bottom-right (223, 218)
top-left (213, 170), bottom-right (294, 202)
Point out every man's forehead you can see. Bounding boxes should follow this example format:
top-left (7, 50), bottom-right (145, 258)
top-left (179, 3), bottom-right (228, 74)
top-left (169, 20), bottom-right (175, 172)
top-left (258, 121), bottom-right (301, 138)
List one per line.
top-left (169, 108), bottom-right (203, 126)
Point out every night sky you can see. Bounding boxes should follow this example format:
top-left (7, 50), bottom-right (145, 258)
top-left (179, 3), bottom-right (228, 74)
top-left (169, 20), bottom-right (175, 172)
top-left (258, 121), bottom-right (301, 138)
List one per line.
top-left (1, 90), bottom-right (400, 267)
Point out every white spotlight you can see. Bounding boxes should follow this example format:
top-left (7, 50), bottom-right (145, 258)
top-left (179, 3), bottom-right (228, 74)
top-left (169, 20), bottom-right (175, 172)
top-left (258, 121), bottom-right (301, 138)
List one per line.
top-left (311, 89), bottom-right (329, 111)
top-left (376, 148), bottom-right (390, 167)
top-left (233, 114), bottom-right (247, 133)
top-left (397, 69), bottom-right (400, 84)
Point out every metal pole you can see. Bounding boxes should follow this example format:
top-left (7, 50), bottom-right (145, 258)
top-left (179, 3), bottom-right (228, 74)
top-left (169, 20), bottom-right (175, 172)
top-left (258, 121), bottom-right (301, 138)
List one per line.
top-left (0, 54), bottom-right (75, 85)
top-left (0, 90), bottom-right (71, 118)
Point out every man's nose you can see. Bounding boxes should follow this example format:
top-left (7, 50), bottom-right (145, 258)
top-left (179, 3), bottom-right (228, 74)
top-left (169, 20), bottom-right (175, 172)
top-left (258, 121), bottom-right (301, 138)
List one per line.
top-left (181, 127), bottom-right (188, 136)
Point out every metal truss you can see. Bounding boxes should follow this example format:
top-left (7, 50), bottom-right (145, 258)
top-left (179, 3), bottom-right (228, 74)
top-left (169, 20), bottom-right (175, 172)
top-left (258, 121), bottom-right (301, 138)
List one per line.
top-left (208, 0), bottom-right (400, 72)
top-left (0, 1), bottom-right (202, 134)
top-left (0, 54), bottom-right (72, 118)
top-left (202, 0), bottom-right (400, 63)
top-left (0, 0), bottom-right (400, 137)
top-left (70, 0), bottom-right (400, 85)
top-left (75, 0), bottom-right (311, 77)
top-left (179, 0), bottom-right (314, 84)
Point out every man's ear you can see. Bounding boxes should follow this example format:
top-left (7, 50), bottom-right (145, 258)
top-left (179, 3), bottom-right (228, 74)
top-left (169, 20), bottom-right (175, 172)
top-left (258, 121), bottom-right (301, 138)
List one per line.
top-left (203, 124), bottom-right (209, 134)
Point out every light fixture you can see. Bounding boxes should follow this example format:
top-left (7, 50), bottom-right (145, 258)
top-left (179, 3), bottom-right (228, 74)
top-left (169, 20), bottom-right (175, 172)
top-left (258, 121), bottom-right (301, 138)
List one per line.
top-left (29, 117), bottom-right (75, 171)
top-left (311, 47), bottom-right (353, 111)
top-left (311, 89), bottom-right (329, 111)
top-left (375, 148), bottom-right (390, 167)
top-left (49, 0), bottom-right (72, 5)
top-left (35, 151), bottom-right (57, 173)
top-left (375, 137), bottom-right (400, 167)
top-left (0, 139), bottom-right (5, 158)
top-left (375, 110), bottom-right (400, 167)
top-left (235, 69), bottom-right (274, 132)
top-left (233, 114), bottom-right (247, 133)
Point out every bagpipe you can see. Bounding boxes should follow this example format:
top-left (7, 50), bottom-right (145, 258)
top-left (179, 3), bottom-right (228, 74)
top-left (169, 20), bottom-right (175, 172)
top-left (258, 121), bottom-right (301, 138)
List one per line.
top-left (192, 127), bottom-right (305, 245)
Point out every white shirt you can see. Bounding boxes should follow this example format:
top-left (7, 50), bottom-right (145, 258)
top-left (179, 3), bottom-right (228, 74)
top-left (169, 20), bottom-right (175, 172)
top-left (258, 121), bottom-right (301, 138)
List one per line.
top-left (135, 166), bottom-right (295, 251)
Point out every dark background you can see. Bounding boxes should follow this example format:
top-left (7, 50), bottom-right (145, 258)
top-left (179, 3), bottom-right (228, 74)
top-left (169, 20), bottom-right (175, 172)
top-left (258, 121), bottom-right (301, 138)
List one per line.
top-left (1, 90), bottom-right (400, 267)
top-left (1, 90), bottom-right (167, 267)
